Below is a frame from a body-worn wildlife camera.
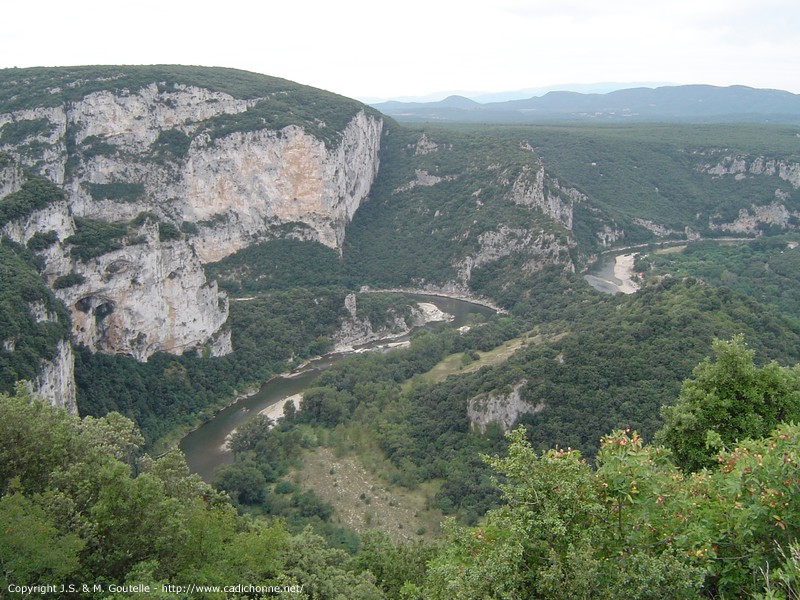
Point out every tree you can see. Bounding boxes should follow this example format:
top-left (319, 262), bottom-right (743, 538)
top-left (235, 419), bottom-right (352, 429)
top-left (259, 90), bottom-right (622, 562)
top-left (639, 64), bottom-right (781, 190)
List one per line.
top-left (426, 427), bottom-right (704, 599)
top-left (0, 490), bottom-right (84, 588)
top-left (656, 335), bottom-right (800, 471)
top-left (213, 461), bottom-right (267, 505)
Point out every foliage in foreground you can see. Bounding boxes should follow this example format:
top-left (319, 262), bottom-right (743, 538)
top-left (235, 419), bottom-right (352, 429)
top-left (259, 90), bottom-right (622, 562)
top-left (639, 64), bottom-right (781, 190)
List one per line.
top-left (428, 423), bottom-right (800, 599)
top-left (5, 337), bottom-right (800, 597)
top-left (426, 338), bottom-right (800, 598)
top-left (0, 386), bottom-right (384, 598)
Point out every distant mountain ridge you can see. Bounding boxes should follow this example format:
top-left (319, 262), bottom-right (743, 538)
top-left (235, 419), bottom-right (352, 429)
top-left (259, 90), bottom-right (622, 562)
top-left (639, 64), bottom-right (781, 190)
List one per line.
top-left (372, 84), bottom-right (800, 123)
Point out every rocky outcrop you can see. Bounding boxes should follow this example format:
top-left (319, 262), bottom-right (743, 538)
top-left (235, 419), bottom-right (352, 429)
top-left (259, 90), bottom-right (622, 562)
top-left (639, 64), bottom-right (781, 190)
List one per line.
top-left (699, 155), bottom-right (800, 233)
top-left (1, 198), bottom-right (74, 250)
top-left (0, 159), bottom-right (25, 198)
top-left (393, 169), bottom-right (457, 194)
top-left (509, 164), bottom-right (575, 230)
top-left (701, 155), bottom-right (800, 188)
top-left (27, 339), bottom-right (76, 414)
top-left (52, 221), bottom-right (229, 361)
top-left (21, 301), bottom-right (76, 413)
top-left (456, 226), bottom-right (575, 286)
top-left (710, 201), bottom-right (798, 234)
top-left (468, 380), bottom-right (543, 433)
top-left (333, 293), bottom-right (452, 352)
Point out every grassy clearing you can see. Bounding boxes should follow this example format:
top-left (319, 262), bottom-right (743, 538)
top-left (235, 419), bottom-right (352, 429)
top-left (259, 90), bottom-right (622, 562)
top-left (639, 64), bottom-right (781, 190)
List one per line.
top-left (292, 425), bottom-right (444, 542)
top-left (403, 329), bottom-right (567, 391)
top-left (655, 245), bottom-right (687, 254)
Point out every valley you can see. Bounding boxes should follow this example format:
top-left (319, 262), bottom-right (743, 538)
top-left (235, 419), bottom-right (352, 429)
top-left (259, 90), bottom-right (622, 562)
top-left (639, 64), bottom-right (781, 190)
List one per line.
top-left (2, 66), bottom-right (800, 597)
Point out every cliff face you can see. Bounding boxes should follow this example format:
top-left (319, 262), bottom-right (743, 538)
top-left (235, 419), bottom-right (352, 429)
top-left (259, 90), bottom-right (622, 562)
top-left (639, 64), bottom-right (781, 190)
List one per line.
top-left (27, 339), bottom-right (76, 413)
top-left (701, 155), bottom-right (800, 233)
top-left (8, 85), bottom-right (383, 262)
top-left (180, 111), bottom-right (382, 262)
top-left (468, 380), bottom-right (543, 433)
top-left (0, 67), bottom-right (383, 408)
top-left (53, 221), bottom-right (230, 361)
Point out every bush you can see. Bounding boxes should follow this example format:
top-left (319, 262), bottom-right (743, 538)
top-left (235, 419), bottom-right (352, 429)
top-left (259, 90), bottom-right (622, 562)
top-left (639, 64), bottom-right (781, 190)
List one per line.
top-left (53, 273), bottom-right (86, 289)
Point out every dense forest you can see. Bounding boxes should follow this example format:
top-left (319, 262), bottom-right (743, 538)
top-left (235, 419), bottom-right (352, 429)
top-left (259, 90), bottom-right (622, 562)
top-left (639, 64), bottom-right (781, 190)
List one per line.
top-left (4, 337), bottom-right (800, 597)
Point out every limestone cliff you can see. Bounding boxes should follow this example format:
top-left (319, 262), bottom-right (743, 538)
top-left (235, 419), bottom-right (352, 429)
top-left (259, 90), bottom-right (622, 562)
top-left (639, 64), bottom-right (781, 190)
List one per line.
top-left (333, 293), bottom-right (452, 352)
top-left (52, 220), bottom-right (230, 361)
top-left (467, 380), bottom-right (543, 433)
top-left (700, 155), bottom-right (800, 233)
top-left (12, 86), bottom-right (383, 262)
top-left (702, 155), bottom-right (800, 189)
top-left (20, 301), bottom-right (77, 413)
top-left (27, 339), bottom-right (76, 414)
top-left (1, 68), bottom-right (383, 367)
top-left (0, 67), bottom-right (383, 410)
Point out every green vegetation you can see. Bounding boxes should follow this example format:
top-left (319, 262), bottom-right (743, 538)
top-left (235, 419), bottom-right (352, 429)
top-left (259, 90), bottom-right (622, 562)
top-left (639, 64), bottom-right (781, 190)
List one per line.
top-left (343, 123), bottom-right (576, 289)
top-left (25, 230), bottom-right (58, 251)
top-left (0, 386), bottom-right (387, 596)
top-left (8, 338), bottom-right (800, 597)
top-left (157, 221), bottom-right (181, 241)
top-left (427, 420), bottom-right (800, 599)
top-left (205, 239), bottom-right (347, 295)
top-left (78, 135), bottom-right (118, 160)
top-left (52, 272), bottom-right (86, 289)
top-left (510, 123), bottom-right (800, 233)
top-left (640, 236), bottom-right (800, 322)
top-left (350, 122), bottom-right (799, 260)
top-left (65, 218), bottom-right (129, 261)
top-left (0, 240), bottom-right (70, 394)
top-left (84, 182), bottom-right (145, 203)
top-left (151, 128), bottom-right (191, 162)
top-left (0, 176), bottom-right (64, 227)
top-left (657, 335), bottom-right (800, 471)
top-left (64, 213), bottom-right (186, 262)
top-left (0, 118), bottom-right (52, 145)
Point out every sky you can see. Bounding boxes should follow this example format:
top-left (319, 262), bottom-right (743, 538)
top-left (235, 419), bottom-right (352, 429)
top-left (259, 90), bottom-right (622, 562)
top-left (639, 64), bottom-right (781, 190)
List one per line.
top-left (2, 0), bottom-right (799, 102)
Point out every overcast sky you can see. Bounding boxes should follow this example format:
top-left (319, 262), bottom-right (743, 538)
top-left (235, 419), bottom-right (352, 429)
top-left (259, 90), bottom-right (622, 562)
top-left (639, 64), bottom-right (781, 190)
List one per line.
top-left (2, 0), bottom-right (798, 101)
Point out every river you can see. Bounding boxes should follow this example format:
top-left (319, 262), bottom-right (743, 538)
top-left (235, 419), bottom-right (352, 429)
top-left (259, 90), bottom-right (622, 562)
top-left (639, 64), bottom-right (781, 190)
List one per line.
top-left (180, 294), bottom-right (496, 481)
top-left (584, 253), bottom-right (640, 295)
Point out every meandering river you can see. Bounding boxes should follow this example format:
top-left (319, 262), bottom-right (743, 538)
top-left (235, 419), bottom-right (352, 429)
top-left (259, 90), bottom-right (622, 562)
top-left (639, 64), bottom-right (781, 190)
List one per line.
top-left (180, 294), bottom-right (496, 481)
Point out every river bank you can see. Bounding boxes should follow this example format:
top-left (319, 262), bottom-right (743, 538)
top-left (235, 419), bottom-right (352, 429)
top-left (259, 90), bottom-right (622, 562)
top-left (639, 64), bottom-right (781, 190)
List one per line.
top-left (359, 286), bottom-right (508, 314)
top-left (584, 252), bottom-right (640, 295)
top-left (613, 253), bottom-right (640, 294)
top-left (180, 293), bottom-right (499, 480)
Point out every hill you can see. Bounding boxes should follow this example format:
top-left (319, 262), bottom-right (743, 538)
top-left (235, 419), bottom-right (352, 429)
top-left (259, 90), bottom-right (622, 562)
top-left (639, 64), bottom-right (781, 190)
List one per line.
top-left (372, 84), bottom-right (800, 124)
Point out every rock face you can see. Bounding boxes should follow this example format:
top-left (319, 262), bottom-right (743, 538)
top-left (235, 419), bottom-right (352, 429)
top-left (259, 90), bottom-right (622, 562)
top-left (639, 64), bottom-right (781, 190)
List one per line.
top-left (702, 155), bottom-right (800, 189)
top-left (509, 164), bottom-right (575, 230)
top-left (53, 221), bottom-right (230, 361)
top-left (181, 111), bottom-right (382, 262)
top-left (27, 339), bottom-right (76, 414)
top-left (711, 201), bottom-right (799, 235)
top-left (0, 68), bottom-right (383, 409)
top-left (333, 293), bottom-right (452, 352)
top-left (18, 301), bottom-right (77, 413)
top-left (468, 380), bottom-right (543, 433)
top-left (700, 155), bottom-right (800, 233)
